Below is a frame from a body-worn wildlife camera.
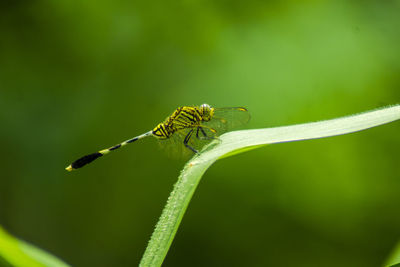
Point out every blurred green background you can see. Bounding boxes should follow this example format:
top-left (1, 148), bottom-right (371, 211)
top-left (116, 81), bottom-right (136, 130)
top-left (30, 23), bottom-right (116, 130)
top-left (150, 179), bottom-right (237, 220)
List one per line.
top-left (0, 0), bottom-right (399, 266)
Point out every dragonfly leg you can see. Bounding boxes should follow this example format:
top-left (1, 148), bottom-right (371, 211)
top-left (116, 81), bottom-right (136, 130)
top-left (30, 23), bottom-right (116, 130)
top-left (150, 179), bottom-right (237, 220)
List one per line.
top-left (196, 126), bottom-right (218, 140)
top-left (184, 128), bottom-right (198, 153)
top-left (196, 127), bottom-right (201, 139)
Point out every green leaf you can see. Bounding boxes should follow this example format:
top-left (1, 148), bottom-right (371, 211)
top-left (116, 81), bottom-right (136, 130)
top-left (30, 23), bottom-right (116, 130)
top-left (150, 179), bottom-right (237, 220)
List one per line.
top-left (139, 105), bottom-right (400, 267)
top-left (384, 241), bottom-right (400, 267)
top-left (0, 226), bottom-right (70, 267)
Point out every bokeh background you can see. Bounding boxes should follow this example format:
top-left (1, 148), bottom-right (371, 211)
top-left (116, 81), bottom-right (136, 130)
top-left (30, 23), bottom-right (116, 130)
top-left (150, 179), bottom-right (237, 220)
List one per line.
top-left (1, 0), bottom-right (399, 266)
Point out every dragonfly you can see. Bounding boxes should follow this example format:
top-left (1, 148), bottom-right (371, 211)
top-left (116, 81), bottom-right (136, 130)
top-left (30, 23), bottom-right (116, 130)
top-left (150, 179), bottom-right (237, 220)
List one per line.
top-left (66, 104), bottom-right (250, 171)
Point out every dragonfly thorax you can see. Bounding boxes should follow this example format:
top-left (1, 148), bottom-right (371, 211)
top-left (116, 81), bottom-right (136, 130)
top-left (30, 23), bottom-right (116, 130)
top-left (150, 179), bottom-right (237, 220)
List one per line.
top-left (151, 105), bottom-right (215, 139)
top-left (152, 123), bottom-right (171, 139)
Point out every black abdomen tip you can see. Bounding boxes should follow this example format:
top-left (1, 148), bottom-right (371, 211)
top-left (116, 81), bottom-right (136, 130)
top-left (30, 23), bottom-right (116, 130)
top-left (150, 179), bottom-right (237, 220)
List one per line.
top-left (70, 152), bottom-right (103, 169)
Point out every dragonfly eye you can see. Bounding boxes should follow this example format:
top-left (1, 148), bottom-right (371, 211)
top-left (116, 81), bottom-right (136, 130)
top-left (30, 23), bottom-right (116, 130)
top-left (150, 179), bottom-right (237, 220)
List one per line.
top-left (200, 104), bottom-right (211, 113)
top-left (200, 103), bottom-right (210, 108)
top-left (199, 104), bottom-right (212, 121)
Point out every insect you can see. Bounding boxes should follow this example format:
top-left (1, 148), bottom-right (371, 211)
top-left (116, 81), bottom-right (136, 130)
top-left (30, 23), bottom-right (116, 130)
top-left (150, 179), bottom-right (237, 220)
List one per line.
top-left (66, 104), bottom-right (250, 171)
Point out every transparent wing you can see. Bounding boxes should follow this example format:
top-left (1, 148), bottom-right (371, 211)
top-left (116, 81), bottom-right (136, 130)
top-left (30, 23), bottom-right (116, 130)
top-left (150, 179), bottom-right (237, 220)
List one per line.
top-left (158, 107), bottom-right (250, 157)
top-left (202, 107), bottom-right (250, 135)
top-left (157, 128), bottom-right (214, 159)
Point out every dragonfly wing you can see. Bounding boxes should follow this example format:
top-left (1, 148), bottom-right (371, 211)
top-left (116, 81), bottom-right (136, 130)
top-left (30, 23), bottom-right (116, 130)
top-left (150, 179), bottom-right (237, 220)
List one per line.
top-left (158, 128), bottom-right (207, 158)
top-left (202, 107), bottom-right (250, 135)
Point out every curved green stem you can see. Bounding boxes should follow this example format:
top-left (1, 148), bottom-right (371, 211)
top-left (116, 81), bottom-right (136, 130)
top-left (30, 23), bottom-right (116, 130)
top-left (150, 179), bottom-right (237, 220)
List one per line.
top-left (140, 105), bottom-right (400, 267)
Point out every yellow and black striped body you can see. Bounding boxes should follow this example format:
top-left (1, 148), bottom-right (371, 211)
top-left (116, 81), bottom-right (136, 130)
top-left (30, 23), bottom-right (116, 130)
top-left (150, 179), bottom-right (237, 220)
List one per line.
top-left (66, 103), bottom-right (249, 171)
top-left (152, 105), bottom-right (214, 139)
top-left (66, 105), bottom-right (215, 171)
top-left (65, 131), bottom-right (152, 171)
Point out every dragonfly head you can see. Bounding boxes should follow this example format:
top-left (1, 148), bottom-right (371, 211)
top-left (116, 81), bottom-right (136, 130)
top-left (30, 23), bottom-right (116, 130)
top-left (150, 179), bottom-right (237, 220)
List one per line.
top-left (199, 103), bottom-right (214, 121)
